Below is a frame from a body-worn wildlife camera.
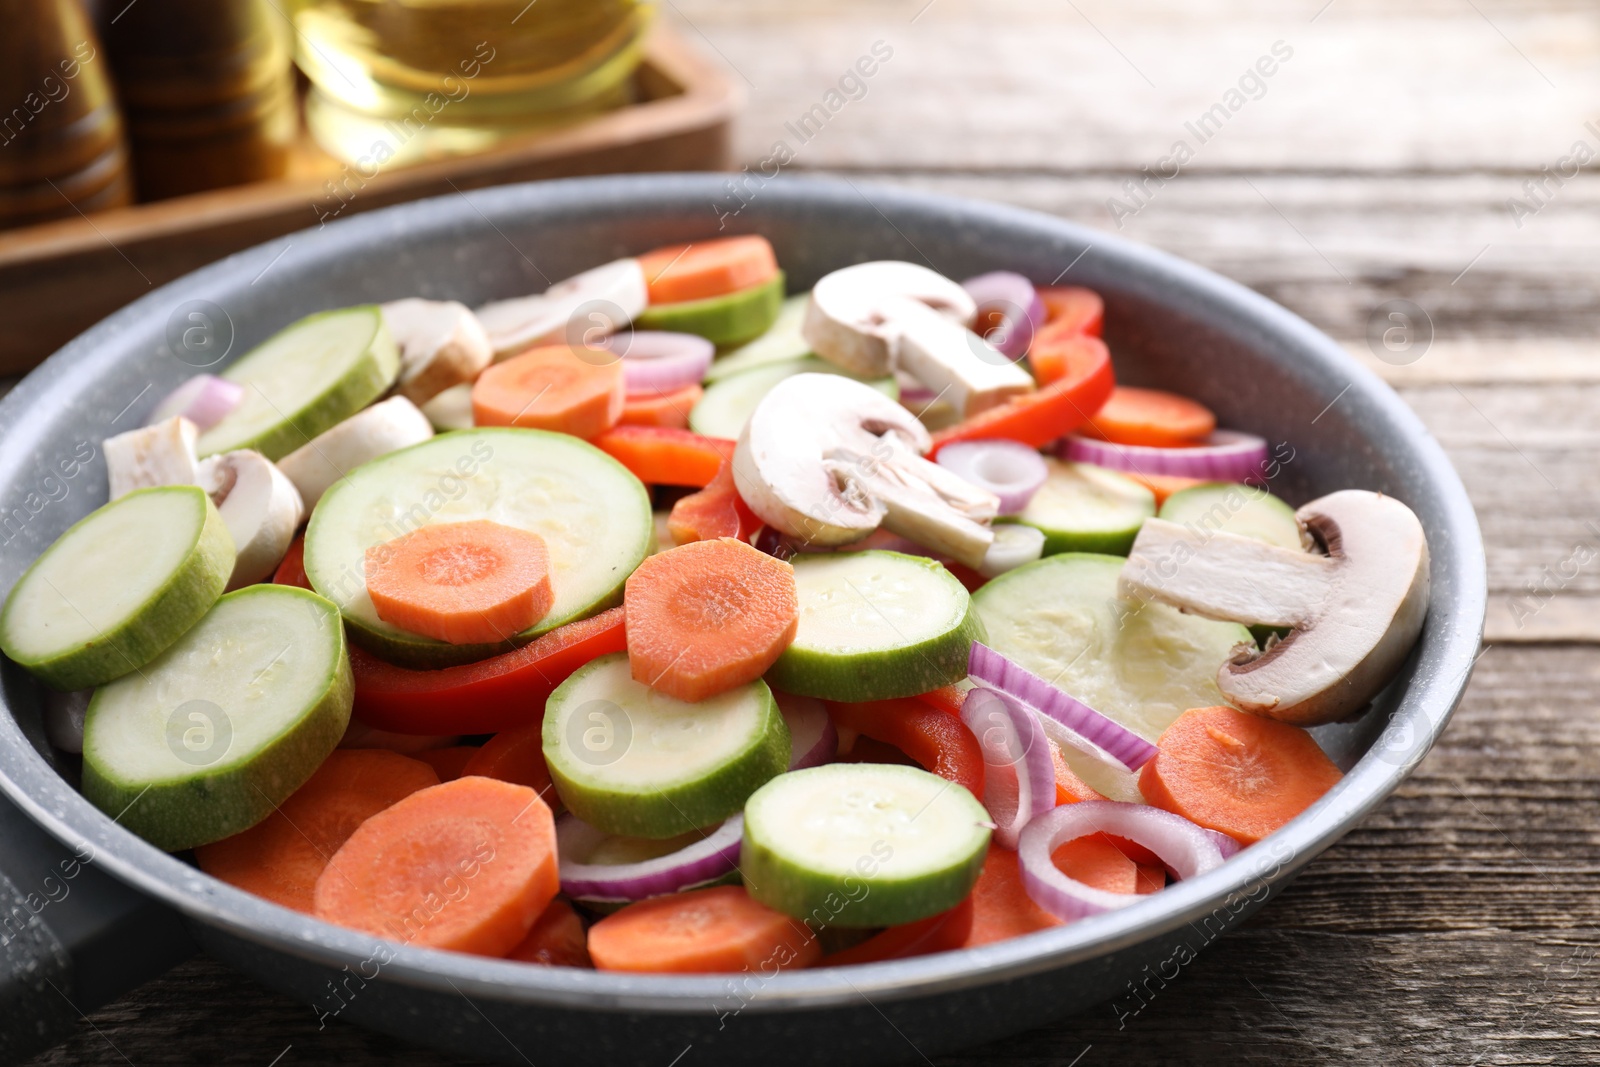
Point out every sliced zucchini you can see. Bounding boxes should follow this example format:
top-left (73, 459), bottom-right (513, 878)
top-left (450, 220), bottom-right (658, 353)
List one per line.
top-left (303, 428), bottom-right (652, 668)
top-left (688, 357), bottom-right (899, 442)
top-left (635, 273), bottom-right (786, 347)
top-left (0, 486), bottom-right (234, 691)
top-left (197, 306), bottom-right (400, 461)
top-left (741, 763), bottom-right (990, 927)
top-left (765, 551), bottom-right (983, 702)
top-left (1158, 482), bottom-right (1304, 550)
top-left (81, 585), bottom-right (352, 851)
top-left (971, 552), bottom-right (1251, 799)
top-left (702, 294), bottom-right (812, 381)
top-left (542, 653), bottom-right (788, 839)
top-left (1009, 458), bottom-right (1155, 556)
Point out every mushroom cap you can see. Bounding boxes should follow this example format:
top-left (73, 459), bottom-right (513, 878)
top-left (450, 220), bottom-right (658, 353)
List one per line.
top-left (801, 260), bottom-right (976, 377)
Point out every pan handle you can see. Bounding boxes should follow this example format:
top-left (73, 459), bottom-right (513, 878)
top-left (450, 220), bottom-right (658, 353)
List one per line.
top-left (0, 793), bottom-right (196, 1062)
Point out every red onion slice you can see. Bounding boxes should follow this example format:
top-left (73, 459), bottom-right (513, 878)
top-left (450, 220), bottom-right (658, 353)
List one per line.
top-left (968, 642), bottom-right (1158, 772)
top-left (1060, 430), bottom-right (1271, 484)
top-left (936, 440), bottom-right (1048, 514)
top-left (777, 692), bottom-right (837, 769)
top-left (605, 331), bottom-right (715, 394)
top-left (147, 375), bottom-right (244, 432)
top-left (962, 271), bottom-right (1046, 360)
top-left (1018, 800), bottom-right (1227, 921)
top-left (960, 688), bottom-right (1056, 848)
top-left (556, 814), bottom-right (742, 902)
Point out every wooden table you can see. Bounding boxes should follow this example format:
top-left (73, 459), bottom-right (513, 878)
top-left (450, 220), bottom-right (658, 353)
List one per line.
top-left (25, 1), bottom-right (1600, 1063)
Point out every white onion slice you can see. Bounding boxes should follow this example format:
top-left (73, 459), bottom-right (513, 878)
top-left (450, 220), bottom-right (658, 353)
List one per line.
top-left (962, 271), bottom-right (1046, 360)
top-left (1018, 800), bottom-right (1226, 921)
top-left (605, 331), bottom-right (715, 394)
top-left (776, 692), bottom-right (837, 770)
top-left (936, 440), bottom-right (1048, 514)
top-left (979, 523), bottom-right (1044, 578)
top-left (960, 688), bottom-right (1055, 848)
top-left (968, 642), bottom-right (1157, 771)
top-left (147, 375), bottom-right (244, 432)
top-left (1061, 430), bottom-right (1271, 484)
top-left (556, 814), bottom-right (743, 902)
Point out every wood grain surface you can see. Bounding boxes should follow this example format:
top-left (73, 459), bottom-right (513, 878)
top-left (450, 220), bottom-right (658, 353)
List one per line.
top-left (21, 0), bottom-right (1600, 1064)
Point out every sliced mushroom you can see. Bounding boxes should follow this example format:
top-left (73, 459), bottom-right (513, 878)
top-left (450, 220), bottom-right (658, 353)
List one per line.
top-left (475, 258), bottom-right (649, 361)
top-left (276, 396), bottom-right (434, 510)
top-left (803, 261), bottom-right (1034, 418)
top-left (419, 381), bottom-right (474, 432)
top-left (1118, 489), bottom-right (1430, 726)
top-left (381, 298), bottom-right (492, 405)
top-left (104, 416), bottom-right (199, 499)
top-left (733, 373), bottom-right (1000, 567)
top-left (198, 450), bottom-right (304, 590)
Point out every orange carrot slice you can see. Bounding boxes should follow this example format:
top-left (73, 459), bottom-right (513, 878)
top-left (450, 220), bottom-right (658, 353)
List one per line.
top-left (963, 845), bottom-right (1062, 947)
top-left (472, 344), bottom-right (625, 439)
top-left (1139, 706), bottom-right (1343, 844)
top-left (624, 537), bottom-right (798, 702)
top-left (365, 520), bottom-right (553, 646)
top-left (1121, 471), bottom-right (1205, 505)
top-left (1081, 386), bottom-right (1216, 447)
top-left (823, 898), bottom-right (974, 966)
top-left (930, 334), bottom-right (1114, 455)
top-left (462, 723), bottom-right (555, 802)
top-left (1049, 741), bottom-right (1107, 805)
top-left (638, 236), bottom-right (779, 305)
top-left (588, 885), bottom-right (820, 973)
top-left (273, 536), bottom-right (311, 589)
top-left (593, 425), bottom-right (734, 487)
top-left (1037, 286), bottom-right (1104, 338)
top-left (313, 776), bottom-right (559, 955)
top-left (415, 745), bottom-right (481, 782)
top-left (1051, 835), bottom-right (1137, 893)
top-left (195, 750), bottom-right (440, 913)
top-left (620, 383), bottom-right (704, 429)
top-left (506, 898), bottom-right (591, 967)
top-left (666, 455), bottom-right (760, 546)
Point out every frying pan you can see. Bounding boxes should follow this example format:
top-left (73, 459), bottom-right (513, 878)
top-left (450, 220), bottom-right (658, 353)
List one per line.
top-left (0, 175), bottom-right (1486, 1065)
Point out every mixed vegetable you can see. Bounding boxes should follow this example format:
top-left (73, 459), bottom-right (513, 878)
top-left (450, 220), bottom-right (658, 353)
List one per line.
top-left (0, 233), bottom-right (1431, 973)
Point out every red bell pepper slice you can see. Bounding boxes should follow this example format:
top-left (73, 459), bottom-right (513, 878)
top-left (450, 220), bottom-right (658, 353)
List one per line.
top-left (666, 455), bottom-right (761, 545)
top-left (825, 697), bottom-right (984, 799)
top-left (930, 334), bottom-right (1114, 455)
top-left (823, 898), bottom-right (974, 965)
top-left (1037, 286), bottom-right (1104, 338)
top-left (592, 425), bottom-right (733, 487)
top-left (272, 536), bottom-right (310, 589)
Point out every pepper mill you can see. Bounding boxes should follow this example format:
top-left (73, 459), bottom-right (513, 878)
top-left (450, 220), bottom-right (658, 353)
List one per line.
top-left (0, 0), bottom-right (133, 231)
top-left (99, 0), bottom-right (296, 200)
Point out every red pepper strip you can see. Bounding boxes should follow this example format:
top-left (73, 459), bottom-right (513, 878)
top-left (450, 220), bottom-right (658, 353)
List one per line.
top-left (822, 898), bottom-right (974, 966)
top-left (272, 536), bottom-right (311, 589)
top-left (461, 722), bottom-right (556, 802)
top-left (916, 685), bottom-right (967, 719)
top-left (824, 698), bottom-right (984, 799)
top-left (351, 607), bottom-right (627, 734)
top-left (930, 334), bottom-right (1114, 456)
top-left (1037, 286), bottom-right (1104, 338)
top-left (592, 425), bottom-right (734, 488)
top-left (666, 456), bottom-right (761, 546)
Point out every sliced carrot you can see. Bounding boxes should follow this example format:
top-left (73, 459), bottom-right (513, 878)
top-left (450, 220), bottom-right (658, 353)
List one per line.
top-left (1139, 705), bottom-right (1343, 845)
top-left (365, 520), bottom-right (554, 646)
top-left (963, 845), bottom-right (1062, 947)
top-left (1122, 471), bottom-right (1205, 505)
top-left (1049, 741), bottom-right (1107, 805)
top-left (351, 607), bottom-right (627, 735)
top-left (506, 898), bottom-right (591, 967)
top-left (313, 776), bottom-right (559, 955)
top-left (1081, 386), bottom-right (1216, 448)
top-left (624, 537), bottom-right (798, 702)
top-left (823, 898), bottom-right (973, 966)
top-left (930, 334), bottom-right (1114, 455)
top-left (1037, 286), bottom-right (1104, 338)
top-left (666, 455), bottom-right (760, 546)
top-left (825, 698), bottom-right (985, 800)
top-left (1051, 835), bottom-right (1137, 894)
top-left (415, 745), bottom-right (482, 781)
top-left (588, 885), bottom-right (819, 974)
top-left (638, 236), bottom-right (779, 305)
top-left (472, 344), bottom-right (625, 439)
top-left (916, 684), bottom-right (967, 719)
top-left (462, 723), bottom-right (554, 802)
top-left (195, 750), bottom-right (440, 913)
top-left (620, 383), bottom-right (704, 429)
top-left (273, 536), bottom-right (311, 589)
top-left (593, 425), bottom-right (734, 488)
top-left (944, 561), bottom-right (988, 593)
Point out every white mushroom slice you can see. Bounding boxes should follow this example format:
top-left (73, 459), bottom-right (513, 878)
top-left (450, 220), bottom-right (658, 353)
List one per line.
top-left (103, 416), bottom-right (199, 499)
top-left (476, 258), bottom-right (649, 361)
top-left (1118, 490), bottom-right (1430, 726)
top-left (733, 373), bottom-right (1000, 567)
top-left (802, 261), bottom-right (1034, 418)
top-left (381, 298), bottom-right (492, 405)
top-left (420, 381), bottom-right (474, 432)
top-left (197, 450), bottom-right (304, 590)
top-left (276, 396), bottom-right (434, 510)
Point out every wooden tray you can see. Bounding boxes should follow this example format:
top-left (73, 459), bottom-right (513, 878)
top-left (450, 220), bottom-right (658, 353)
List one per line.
top-left (0, 27), bottom-right (739, 375)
